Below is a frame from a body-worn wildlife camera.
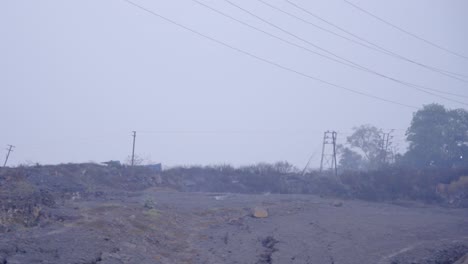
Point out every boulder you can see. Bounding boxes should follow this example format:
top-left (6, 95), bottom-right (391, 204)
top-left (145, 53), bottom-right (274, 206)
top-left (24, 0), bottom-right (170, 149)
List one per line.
top-left (252, 207), bottom-right (268, 218)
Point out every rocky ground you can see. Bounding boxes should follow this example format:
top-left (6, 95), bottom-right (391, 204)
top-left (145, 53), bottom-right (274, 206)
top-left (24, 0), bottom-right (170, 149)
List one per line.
top-left (0, 165), bottom-right (467, 263)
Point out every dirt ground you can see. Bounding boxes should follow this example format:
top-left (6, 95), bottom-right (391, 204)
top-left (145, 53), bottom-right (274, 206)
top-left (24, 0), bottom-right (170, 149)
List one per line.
top-left (1, 187), bottom-right (467, 264)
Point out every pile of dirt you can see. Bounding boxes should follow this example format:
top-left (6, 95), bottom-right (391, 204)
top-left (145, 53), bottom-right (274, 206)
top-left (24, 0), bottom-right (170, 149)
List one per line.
top-left (24, 163), bottom-right (161, 194)
top-left (0, 163), bottom-right (163, 233)
top-left (0, 171), bottom-right (55, 232)
top-left (0, 179), bottom-right (466, 264)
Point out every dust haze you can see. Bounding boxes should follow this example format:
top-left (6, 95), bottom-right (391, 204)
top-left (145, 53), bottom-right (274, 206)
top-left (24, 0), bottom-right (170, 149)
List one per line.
top-left (1, 0), bottom-right (467, 263)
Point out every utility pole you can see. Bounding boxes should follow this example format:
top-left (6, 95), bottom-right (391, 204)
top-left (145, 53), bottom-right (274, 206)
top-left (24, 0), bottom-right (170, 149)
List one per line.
top-left (3, 145), bottom-right (15, 167)
top-left (320, 131), bottom-right (338, 176)
top-left (131, 131), bottom-right (136, 166)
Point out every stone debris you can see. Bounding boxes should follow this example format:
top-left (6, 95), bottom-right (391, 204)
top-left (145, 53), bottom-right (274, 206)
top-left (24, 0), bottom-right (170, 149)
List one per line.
top-left (333, 201), bottom-right (343, 207)
top-left (252, 207), bottom-right (269, 218)
top-left (214, 195), bottom-right (229, 201)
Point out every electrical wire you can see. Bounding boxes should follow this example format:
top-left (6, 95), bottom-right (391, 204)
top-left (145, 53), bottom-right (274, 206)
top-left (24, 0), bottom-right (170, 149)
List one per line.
top-left (192, 0), bottom-right (468, 100)
top-left (138, 130), bottom-right (323, 134)
top-left (285, 0), bottom-right (468, 82)
top-left (222, 0), bottom-right (468, 105)
top-left (301, 142), bottom-right (322, 175)
top-left (122, 0), bottom-right (417, 109)
top-left (191, 0), bottom-right (452, 99)
top-left (189, 0), bottom-right (360, 72)
top-left (258, 0), bottom-right (392, 54)
top-left (342, 0), bottom-right (468, 61)
top-left (234, 0), bottom-right (468, 99)
top-left (263, 0), bottom-right (468, 84)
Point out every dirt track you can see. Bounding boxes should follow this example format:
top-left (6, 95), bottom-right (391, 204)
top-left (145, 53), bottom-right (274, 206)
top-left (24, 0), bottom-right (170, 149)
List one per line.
top-left (2, 188), bottom-right (467, 264)
top-left (147, 190), bottom-right (468, 264)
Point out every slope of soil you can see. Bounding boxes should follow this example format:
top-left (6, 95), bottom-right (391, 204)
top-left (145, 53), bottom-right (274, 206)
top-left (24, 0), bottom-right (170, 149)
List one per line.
top-left (0, 165), bottom-right (467, 263)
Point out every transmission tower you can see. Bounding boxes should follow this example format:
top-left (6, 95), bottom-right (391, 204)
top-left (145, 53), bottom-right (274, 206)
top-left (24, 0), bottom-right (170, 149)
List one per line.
top-left (319, 131), bottom-right (338, 176)
top-left (380, 130), bottom-right (394, 163)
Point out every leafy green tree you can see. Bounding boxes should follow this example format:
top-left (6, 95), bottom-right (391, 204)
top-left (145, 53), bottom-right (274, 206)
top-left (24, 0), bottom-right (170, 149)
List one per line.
top-left (338, 146), bottom-right (364, 171)
top-left (403, 104), bottom-right (468, 168)
top-left (339, 125), bottom-right (388, 170)
top-left (348, 125), bottom-right (386, 169)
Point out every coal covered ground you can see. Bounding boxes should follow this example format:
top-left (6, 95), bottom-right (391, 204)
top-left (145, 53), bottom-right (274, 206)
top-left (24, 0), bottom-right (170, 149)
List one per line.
top-left (0, 166), bottom-right (467, 264)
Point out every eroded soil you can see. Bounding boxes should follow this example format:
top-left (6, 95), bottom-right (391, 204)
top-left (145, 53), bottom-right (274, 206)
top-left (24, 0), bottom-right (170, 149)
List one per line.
top-left (1, 188), bottom-right (467, 264)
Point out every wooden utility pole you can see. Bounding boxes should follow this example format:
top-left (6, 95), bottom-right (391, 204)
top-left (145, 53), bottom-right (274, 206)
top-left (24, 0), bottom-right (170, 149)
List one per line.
top-left (332, 131), bottom-right (338, 177)
top-left (3, 145), bottom-right (15, 167)
top-left (131, 131), bottom-right (136, 166)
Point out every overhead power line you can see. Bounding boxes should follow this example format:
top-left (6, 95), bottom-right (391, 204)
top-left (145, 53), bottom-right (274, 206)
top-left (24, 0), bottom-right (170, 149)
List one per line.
top-left (135, 127), bottom-right (409, 135)
top-left (194, 0), bottom-right (468, 100)
top-left (285, 0), bottom-right (468, 82)
top-left (122, 0), bottom-right (417, 109)
top-left (302, 142), bottom-right (323, 175)
top-left (257, 0), bottom-right (391, 53)
top-left (342, 0), bottom-right (468, 61)
top-left (190, 0), bottom-right (434, 98)
top-left (263, 0), bottom-right (468, 83)
top-left (256, 0), bottom-right (468, 98)
top-left (222, 0), bottom-right (468, 106)
top-left (189, 0), bottom-right (358, 69)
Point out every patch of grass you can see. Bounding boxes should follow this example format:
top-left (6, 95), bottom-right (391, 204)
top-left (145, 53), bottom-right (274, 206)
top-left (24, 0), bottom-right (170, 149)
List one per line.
top-left (143, 197), bottom-right (157, 209)
top-left (144, 209), bottom-right (161, 219)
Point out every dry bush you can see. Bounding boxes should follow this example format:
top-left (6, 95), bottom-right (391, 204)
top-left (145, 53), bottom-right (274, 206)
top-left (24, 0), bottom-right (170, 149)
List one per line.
top-left (339, 168), bottom-right (468, 205)
top-left (161, 164), bottom-right (468, 206)
top-left (436, 176), bottom-right (468, 207)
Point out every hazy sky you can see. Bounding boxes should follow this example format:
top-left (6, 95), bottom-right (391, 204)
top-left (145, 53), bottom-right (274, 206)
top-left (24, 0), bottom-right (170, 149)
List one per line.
top-left (2, 0), bottom-right (467, 168)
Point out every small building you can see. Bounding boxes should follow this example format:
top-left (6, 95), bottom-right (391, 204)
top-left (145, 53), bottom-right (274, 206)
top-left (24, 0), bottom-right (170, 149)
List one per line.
top-left (146, 163), bottom-right (162, 172)
top-left (102, 160), bottom-right (122, 167)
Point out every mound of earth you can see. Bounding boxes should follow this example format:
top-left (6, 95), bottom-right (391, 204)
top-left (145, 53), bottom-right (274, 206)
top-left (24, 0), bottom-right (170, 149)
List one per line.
top-left (0, 165), bottom-right (467, 263)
